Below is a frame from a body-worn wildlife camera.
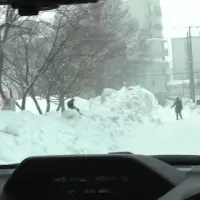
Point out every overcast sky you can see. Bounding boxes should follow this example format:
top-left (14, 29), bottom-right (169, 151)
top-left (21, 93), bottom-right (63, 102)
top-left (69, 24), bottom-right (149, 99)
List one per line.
top-left (40, 0), bottom-right (200, 38)
top-left (161, 0), bottom-right (200, 38)
top-left (39, 0), bottom-right (200, 48)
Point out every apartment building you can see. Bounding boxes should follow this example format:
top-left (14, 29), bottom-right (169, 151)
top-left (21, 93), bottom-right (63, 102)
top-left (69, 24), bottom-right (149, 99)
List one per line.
top-left (124, 0), bottom-right (169, 96)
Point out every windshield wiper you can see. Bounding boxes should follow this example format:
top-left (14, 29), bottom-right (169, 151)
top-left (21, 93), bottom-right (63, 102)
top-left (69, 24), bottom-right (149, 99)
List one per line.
top-left (108, 152), bottom-right (133, 155)
top-left (0, 164), bottom-right (18, 169)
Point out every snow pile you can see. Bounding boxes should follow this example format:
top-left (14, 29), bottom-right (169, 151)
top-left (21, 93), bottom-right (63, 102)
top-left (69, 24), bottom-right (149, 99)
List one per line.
top-left (89, 86), bottom-right (160, 123)
top-left (0, 85), bottom-right (163, 163)
top-left (99, 86), bottom-right (159, 114)
top-left (0, 109), bottom-right (134, 163)
top-left (1, 85), bottom-right (199, 164)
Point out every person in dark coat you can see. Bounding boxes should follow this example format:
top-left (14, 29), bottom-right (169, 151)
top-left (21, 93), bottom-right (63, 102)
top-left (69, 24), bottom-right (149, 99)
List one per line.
top-left (171, 97), bottom-right (183, 120)
top-left (67, 98), bottom-right (81, 114)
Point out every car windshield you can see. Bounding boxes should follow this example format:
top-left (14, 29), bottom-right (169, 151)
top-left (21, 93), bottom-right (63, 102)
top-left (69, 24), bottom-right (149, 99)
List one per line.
top-left (0, 0), bottom-right (198, 164)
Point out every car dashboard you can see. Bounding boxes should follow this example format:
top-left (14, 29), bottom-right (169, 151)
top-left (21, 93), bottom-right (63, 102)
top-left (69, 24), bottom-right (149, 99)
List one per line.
top-left (0, 154), bottom-right (200, 200)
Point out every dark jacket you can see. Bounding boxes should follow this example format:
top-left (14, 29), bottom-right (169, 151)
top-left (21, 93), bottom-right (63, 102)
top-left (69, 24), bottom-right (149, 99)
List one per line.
top-left (67, 99), bottom-right (80, 113)
top-left (171, 99), bottom-right (183, 113)
top-left (67, 99), bottom-right (75, 109)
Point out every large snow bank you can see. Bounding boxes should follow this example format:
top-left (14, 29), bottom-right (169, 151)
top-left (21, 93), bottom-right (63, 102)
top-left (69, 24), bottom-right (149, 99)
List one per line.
top-left (0, 86), bottom-right (163, 163)
top-left (90, 86), bottom-right (160, 120)
top-left (0, 85), bottom-right (198, 164)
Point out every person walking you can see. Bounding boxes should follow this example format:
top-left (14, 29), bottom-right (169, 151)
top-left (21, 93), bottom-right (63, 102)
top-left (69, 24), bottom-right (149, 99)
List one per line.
top-left (171, 97), bottom-right (183, 120)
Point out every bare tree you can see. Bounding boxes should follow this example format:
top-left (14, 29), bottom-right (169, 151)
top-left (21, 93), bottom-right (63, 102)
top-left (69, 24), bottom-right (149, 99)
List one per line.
top-left (3, 19), bottom-right (46, 113)
top-left (0, 6), bottom-right (29, 99)
top-left (75, 0), bottom-right (149, 95)
top-left (37, 0), bottom-right (149, 112)
top-left (3, 10), bottom-right (76, 113)
top-left (3, 4), bottom-right (97, 113)
top-left (2, 0), bottom-right (148, 113)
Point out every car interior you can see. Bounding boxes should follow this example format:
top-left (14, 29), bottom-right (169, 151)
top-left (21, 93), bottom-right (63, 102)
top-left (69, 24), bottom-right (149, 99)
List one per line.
top-left (1, 154), bottom-right (200, 200)
top-left (0, 0), bottom-right (199, 200)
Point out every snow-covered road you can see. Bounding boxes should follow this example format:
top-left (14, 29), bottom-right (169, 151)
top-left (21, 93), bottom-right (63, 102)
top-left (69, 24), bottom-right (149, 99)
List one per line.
top-left (134, 106), bottom-right (200, 155)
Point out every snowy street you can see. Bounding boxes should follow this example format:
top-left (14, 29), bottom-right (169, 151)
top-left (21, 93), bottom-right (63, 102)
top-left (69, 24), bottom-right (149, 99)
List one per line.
top-left (0, 86), bottom-right (199, 164)
top-left (135, 107), bottom-right (200, 155)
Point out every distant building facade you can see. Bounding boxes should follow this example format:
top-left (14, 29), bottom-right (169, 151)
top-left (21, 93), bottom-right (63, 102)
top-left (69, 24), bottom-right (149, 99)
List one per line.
top-left (171, 36), bottom-right (200, 80)
top-left (168, 36), bottom-right (200, 98)
top-left (124, 0), bottom-right (169, 96)
top-left (166, 79), bottom-right (200, 99)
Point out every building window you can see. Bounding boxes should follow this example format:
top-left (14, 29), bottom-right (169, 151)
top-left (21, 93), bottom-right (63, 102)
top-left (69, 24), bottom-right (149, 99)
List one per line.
top-left (164, 48), bottom-right (168, 56)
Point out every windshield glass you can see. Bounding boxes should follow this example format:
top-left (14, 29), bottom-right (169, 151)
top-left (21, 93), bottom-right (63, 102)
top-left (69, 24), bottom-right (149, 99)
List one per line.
top-left (0, 0), bottom-right (198, 164)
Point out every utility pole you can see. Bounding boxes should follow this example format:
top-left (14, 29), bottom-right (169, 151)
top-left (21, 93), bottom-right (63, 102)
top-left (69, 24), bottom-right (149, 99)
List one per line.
top-left (187, 26), bottom-right (195, 102)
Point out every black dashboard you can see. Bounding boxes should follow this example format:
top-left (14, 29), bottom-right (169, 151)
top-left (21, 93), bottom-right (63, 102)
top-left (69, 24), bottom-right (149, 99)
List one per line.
top-left (1, 154), bottom-right (200, 200)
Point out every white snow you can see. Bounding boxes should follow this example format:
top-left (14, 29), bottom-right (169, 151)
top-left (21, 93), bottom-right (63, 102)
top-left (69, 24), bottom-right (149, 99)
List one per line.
top-left (167, 79), bottom-right (200, 86)
top-left (147, 38), bottom-right (167, 41)
top-left (143, 58), bottom-right (168, 63)
top-left (16, 97), bottom-right (58, 113)
top-left (0, 85), bottom-right (199, 164)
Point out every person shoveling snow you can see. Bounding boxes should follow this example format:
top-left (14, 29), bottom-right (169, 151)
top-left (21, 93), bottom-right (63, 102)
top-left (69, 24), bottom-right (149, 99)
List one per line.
top-left (67, 98), bottom-right (82, 115)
